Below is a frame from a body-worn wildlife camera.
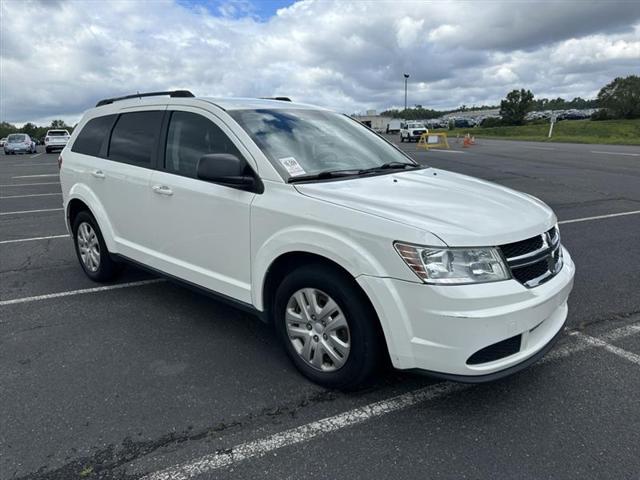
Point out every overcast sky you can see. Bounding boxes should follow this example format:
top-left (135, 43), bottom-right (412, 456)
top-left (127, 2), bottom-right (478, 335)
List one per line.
top-left (1, 0), bottom-right (639, 125)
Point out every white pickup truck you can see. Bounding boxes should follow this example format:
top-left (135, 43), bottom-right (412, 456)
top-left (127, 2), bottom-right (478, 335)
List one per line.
top-left (400, 122), bottom-right (427, 142)
top-left (45, 129), bottom-right (71, 153)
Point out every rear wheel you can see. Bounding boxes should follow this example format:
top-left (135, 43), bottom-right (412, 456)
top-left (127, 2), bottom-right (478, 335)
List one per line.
top-left (273, 264), bottom-right (384, 389)
top-left (72, 211), bottom-right (121, 282)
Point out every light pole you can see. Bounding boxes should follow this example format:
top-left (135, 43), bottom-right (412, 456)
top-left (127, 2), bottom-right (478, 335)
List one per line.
top-left (403, 73), bottom-right (409, 111)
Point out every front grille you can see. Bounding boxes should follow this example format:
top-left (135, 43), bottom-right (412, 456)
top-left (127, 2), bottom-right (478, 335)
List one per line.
top-left (500, 236), bottom-right (543, 259)
top-left (467, 334), bottom-right (522, 365)
top-left (500, 226), bottom-right (562, 288)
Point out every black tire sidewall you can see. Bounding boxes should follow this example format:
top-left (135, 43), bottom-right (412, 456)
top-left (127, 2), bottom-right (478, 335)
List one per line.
top-left (273, 264), bottom-right (382, 389)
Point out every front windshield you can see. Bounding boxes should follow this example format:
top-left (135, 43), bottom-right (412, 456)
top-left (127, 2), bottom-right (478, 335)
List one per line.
top-left (229, 109), bottom-right (416, 180)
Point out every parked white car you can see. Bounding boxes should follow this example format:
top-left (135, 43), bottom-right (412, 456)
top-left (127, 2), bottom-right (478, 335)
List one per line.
top-left (60, 91), bottom-right (574, 388)
top-left (45, 129), bottom-right (71, 153)
top-left (400, 122), bottom-right (427, 142)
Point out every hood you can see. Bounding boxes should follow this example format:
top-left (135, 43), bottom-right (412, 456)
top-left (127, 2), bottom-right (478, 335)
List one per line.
top-left (294, 168), bottom-right (556, 247)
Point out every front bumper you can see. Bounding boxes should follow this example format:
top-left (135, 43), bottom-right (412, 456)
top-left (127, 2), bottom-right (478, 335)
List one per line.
top-left (357, 247), bottom-right (575, 380)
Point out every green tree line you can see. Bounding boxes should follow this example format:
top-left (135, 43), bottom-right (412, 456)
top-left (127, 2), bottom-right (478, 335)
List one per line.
top-left (380, 75), bottom-right (639, 125)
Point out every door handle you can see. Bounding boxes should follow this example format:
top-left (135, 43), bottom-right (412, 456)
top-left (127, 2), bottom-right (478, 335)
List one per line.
top-left (92, 170), bottom-right (105, 179)
top-left (152, 184), bottom-right (173, 196)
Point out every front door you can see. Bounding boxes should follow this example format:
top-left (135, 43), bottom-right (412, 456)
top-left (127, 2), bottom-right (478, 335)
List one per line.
top-left (146, 108), bottom-right (256, 304)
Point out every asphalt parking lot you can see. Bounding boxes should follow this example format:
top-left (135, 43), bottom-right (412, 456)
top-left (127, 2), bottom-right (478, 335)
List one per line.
top-left (1, 139), bottom-right (639, 480)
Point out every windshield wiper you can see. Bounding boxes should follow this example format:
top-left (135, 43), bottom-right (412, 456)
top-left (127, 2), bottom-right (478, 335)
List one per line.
top-left (288, 162), bottom-right (420, 183)
top-left (287, 169), bottom-right (362, 183)
top-left (357, 161), bottom-right (420, 174)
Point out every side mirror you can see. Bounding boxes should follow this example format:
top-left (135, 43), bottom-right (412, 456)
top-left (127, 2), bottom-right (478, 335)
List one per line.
top-left (197, 153), bottom-right (257, 191)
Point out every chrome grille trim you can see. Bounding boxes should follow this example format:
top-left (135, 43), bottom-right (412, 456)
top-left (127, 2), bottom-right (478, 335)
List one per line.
top-left (500, 226), bottom-right (563, 288)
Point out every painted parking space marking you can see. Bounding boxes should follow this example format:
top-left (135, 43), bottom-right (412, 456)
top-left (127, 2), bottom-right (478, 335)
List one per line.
top-left (143, 321), bottom-right (640, 480)
top-left (571, 331), bottom-right (640, 366)
top-left (0, 279), bottom-right (165, 307)
top-left (12, 174), bottom-right (59, 179)
top-left (0, 182), bottom-right (60, 187)
top-left (30, 153), bottom-right (43, 159)
top-left (0, 234), bottom-right (69, 245)
top-left (524, 146), bottom-right (557, 151)
top-left (559, 210), bottom-right (640, 225)
top-left (8, 162), bottom-right (58, 167)
top-left (0, 208), bottom-right (63, 216)
top-left (0, 192), bottom-right (62, 199)
top-left (591, 151), bottom-right (640, 157)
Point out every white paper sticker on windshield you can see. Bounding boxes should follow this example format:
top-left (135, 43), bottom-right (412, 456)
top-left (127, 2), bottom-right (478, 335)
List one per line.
top-left (279, 157), bottom-right (306, 177)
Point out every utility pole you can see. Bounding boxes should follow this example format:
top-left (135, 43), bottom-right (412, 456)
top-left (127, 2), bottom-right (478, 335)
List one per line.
top-left (404, 73), bottom-right (409, 111)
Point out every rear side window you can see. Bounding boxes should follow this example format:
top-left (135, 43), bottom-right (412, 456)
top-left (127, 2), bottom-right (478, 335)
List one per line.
top-left (108, 111), bottom-right (164, 166)
top-left (72, 115), bottom-right (116, 157)
top-left (165, 111), bottom-right (243, 179)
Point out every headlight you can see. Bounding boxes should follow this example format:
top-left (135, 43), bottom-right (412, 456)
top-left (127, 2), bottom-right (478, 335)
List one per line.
top-left (394, 242), bottom-right (511, 285)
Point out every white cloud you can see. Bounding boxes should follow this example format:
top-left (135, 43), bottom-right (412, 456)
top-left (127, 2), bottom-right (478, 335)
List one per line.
top-left (1, 0), bottom-right (639, 124)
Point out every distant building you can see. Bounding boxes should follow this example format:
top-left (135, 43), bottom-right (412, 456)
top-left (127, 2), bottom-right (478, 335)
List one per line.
top-left (352, 111), bottom-right (394, 133)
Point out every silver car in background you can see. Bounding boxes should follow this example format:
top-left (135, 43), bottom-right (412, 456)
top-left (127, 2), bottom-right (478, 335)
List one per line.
top-left (4, 133), bottom-right (36, 154)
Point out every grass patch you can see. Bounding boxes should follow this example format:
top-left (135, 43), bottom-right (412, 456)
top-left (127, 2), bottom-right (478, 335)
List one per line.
top-left (446, 119), bottom-right (640, 145)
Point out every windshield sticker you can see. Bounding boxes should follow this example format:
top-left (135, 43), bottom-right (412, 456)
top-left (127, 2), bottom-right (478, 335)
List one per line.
top-left (279, 157), bottom-right (306, 177)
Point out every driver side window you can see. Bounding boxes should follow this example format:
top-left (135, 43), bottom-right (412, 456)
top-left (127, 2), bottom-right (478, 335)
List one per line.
top-left (165, 111), bottom-right (243, 179)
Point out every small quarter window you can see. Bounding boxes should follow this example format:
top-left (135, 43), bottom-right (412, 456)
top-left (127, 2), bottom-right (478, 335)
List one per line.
top-left (72, 115), bottom-right (116, 157)
top-left (165, 111), bottom-right (243, 179)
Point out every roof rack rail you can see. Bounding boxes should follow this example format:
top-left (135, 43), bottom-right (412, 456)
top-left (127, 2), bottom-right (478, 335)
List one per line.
top-left (95, 90), bottom-right (195, 107)
top-left (261, 97), bottom-right (292, 102)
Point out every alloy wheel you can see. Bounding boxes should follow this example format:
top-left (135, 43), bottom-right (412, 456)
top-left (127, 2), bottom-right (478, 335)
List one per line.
top-left (285, 288), bottom-right (351, 371)
top-left (77, 222), bottom-right (100, 272)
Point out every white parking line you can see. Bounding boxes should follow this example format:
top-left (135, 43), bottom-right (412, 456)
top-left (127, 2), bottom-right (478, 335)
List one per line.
top-left (571, 331), bottom-right (640, 366)
top-left (429, 149), bottom-right (466, 154)
top-left (30, 153), bottom-right (43, 158)
top-left (559, 210), bottom-right (640, 225)
top-left (0, 208), bottom-right (63, 216)
top-left (143, 321), bottom-right (640, 480)
top-left (12, 174), bottom-right (59, 179)
top-left (0, 182), bottom-right (60, 187)
top-left (0, 234), bottom-right (69, 245)
top-left (8, 163), bottom-right (58, 167)
top-left (0, 279), bottom-right (165, 307)
top-left (524, 146), bottom-right (556, 151)
top-left (0, 192), bottom-right (62, 199)
top-left (591, 151), bottom-right (640, 157)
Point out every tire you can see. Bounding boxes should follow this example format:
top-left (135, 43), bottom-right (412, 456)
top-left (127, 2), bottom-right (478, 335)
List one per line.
top-left (273, 264), bottom-right (384, 390)
top-left (400, 134), bottom-right (404, 143)
top-left (72, 210), bottom-right (121, 282)
top-left (46, 148), bottom-right (50, 154)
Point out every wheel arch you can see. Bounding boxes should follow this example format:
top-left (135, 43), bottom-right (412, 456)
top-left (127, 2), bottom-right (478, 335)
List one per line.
top-left (65, 186), bottom-right (117, 252)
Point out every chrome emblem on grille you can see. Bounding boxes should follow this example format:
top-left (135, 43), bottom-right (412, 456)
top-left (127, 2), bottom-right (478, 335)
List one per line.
top-left (541, 232), bottom-right (549, 249)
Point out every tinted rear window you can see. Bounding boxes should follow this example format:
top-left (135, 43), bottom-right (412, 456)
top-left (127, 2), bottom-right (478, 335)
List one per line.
top-left (48, 130), bottom-right (69, 136)
top-left (108, 111), bottom-right (164, 166)
top-left (72, 115), bottom-right (116, 157)
top-left (7, 134), bottom-right (26, 142)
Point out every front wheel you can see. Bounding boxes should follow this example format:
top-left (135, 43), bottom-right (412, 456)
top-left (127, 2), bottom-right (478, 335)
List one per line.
top-left (72, 211), bottom-right (121, 282)
top-left (273, 264), bottom-right (384, 389)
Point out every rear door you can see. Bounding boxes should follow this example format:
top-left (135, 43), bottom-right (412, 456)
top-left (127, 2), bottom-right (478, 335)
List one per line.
top-left (146, 107), bottom-right (255, 303)
top-left (99, 108), bottom-right (165, 262)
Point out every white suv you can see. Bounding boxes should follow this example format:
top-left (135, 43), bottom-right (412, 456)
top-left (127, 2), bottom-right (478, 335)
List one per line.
top-left (45, 129), bottom-right (71, 153)
top-left (60, 91), bottom-right (574, 388)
